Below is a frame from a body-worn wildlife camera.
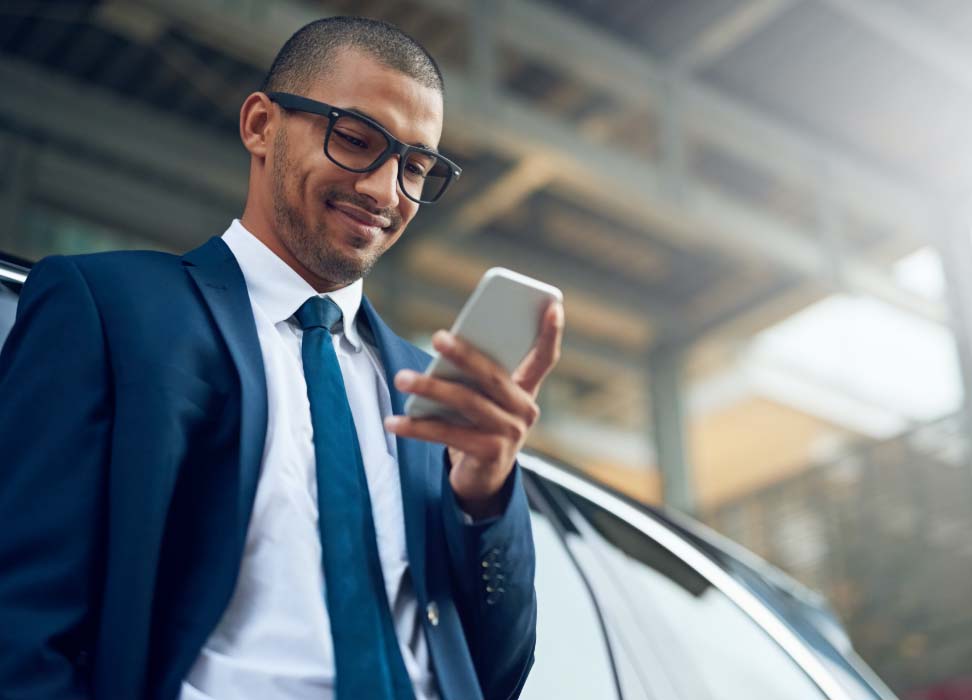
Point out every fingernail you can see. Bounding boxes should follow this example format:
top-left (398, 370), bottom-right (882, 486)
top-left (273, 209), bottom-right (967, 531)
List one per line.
top-left (384, 416), bottom-right (403, 430)
top-left (433, 331), bottom-right (454, 349)
top-left (395, 370), bottom-right (416, 388)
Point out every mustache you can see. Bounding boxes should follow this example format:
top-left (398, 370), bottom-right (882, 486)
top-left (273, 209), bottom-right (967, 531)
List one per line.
top-left (324, 190), bottom-right (403, 230)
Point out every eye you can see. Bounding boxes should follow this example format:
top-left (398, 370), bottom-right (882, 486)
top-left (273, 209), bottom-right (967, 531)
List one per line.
top-left (404, 162), bottom-right (428, 179)
top-left (334, 129), bottom-right (369, 149)
top-left (404, 152), bottom-right (436, 180)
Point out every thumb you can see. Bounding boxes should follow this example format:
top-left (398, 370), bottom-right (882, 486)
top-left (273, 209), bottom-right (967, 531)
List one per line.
top-left (512, 301), bottom-right (564, 396)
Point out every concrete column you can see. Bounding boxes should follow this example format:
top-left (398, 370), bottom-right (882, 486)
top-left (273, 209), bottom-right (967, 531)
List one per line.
top-left (648, 343), bottom-right (695, 513)
top-left (933, 205), bottom-right (972, 460)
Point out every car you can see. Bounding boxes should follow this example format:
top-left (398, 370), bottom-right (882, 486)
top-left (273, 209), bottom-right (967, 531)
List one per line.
top-left (0, 252), bottom-right (897, 699)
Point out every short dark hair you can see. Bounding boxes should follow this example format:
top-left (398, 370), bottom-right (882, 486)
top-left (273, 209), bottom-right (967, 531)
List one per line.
top-left (260, 16), bottom-right (444, 95)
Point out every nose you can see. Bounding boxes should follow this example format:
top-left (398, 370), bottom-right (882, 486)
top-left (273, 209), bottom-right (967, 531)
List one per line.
top-left (354, 156), bottom-right (400, 210)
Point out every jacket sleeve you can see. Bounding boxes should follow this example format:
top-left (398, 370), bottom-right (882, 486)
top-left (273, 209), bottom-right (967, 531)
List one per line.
top-left (440, 452), bottom-right (537, 700)
top-left (0, 256), bottom-right (111, 699)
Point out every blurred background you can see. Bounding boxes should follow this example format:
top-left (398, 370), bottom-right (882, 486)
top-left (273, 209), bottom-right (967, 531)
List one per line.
top-left (1, 0), bottom-right (971, 696)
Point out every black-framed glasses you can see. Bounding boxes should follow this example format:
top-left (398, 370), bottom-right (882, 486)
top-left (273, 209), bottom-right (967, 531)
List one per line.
top-left (266, 91), bottom-right (461, 204)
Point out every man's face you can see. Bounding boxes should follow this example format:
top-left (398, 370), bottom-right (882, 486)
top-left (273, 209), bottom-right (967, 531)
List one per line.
top-left (266, 49), bottom-right (444, 287)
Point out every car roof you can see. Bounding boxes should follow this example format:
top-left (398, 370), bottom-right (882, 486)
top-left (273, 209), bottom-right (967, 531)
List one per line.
top-left (0, 255), bottom-right (28, 286)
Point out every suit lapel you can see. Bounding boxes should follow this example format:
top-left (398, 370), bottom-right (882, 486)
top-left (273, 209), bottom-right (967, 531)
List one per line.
top-left (178, 242), bottom-right (429, 597)
top-left (182, 237), bottom-right (268, 549)
top-left (360, 297), bottom-right (432, 597)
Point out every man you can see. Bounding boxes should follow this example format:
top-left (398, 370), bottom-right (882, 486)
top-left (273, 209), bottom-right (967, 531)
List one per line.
top-left (0, 17), bottom-right (562, 700)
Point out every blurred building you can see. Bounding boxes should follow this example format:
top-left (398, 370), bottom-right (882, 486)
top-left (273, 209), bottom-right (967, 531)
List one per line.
top-left (2, 0), bottom-right (971, 695)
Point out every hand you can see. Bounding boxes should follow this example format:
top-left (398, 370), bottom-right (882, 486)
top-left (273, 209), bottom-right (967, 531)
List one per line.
top-left (384, 300), bottom-right (564, 519)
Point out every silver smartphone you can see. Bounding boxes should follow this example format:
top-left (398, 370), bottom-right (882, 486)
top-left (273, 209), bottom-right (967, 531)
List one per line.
top-left (403, 267), bottom-right (563, 425)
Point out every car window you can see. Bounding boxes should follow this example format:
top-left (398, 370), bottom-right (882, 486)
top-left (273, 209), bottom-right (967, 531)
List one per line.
top-left (544, 478), bottom-right (829, 700)
top-left (521, 504), bottom-right (622, 700)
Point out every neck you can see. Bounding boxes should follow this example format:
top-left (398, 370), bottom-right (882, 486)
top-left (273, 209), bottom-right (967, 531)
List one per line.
top-left (239, 209), bottom-right (347, 294)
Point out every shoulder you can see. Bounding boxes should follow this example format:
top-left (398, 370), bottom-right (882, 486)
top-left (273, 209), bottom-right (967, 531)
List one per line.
top-left (70, 249), bottom-right (184, 280)
top-left (22, 249), bottom-right (209, 339)
top-left (28, 248), bottom-right (193, 298)
top-left (29, 248), bottom-right (182, 285)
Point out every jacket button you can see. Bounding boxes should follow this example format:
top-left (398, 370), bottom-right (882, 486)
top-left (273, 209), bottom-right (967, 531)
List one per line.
top-left (426, 601), bottom-right (440, 626)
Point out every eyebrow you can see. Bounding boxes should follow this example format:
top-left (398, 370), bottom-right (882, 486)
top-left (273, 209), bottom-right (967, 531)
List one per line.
top-left (346, 105), bottom-right (439, 153)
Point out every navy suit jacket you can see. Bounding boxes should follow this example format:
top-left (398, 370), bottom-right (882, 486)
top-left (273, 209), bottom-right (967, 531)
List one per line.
top-left (0, 237), bottom-right (536, 700)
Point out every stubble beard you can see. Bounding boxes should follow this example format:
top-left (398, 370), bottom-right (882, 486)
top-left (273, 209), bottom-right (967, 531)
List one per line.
top-left (270, 127), bottom-right (389, 287)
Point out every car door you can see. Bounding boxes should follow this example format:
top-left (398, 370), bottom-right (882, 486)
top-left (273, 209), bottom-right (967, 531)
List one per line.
top-left (522, 453), bottom-right (848, 700)
top-left (520, 473), bottom-right (625, 699)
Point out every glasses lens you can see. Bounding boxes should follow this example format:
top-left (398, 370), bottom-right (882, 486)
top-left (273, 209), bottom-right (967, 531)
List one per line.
top-left (402, 150), bottom-right (452, 203)
top-left (326, 114), bottom-right (389, 171)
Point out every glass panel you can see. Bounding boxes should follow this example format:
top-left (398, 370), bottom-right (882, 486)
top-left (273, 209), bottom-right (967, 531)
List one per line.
top-left (520, 507), bottom-right (622, 700)
top-left (553, 482), bottom-right (828, 700)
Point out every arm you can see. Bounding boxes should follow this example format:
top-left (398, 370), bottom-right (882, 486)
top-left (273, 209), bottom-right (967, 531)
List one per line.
top-left (0, 256), bottom-right (111, 698)
top-left (386, 301), bottom-right (563, 699)
top-left (440, 454), bottom-right (537, 700)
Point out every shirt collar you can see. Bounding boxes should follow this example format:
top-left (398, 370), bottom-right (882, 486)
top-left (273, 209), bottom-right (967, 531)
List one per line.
top-left (221, 219), bottom-right (365, 351)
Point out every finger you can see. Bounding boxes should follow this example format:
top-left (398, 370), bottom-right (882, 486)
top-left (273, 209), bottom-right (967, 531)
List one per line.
top-left (394, 369), bottom-right (521, 434)
top-left (432, 331), bottom-right (538, 420)
top-left (384, 415), bottom-right (500, 461)
top-left (512, 300), bottom-right (564, 396)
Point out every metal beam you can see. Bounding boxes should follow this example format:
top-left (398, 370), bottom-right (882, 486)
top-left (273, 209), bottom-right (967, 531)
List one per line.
top-left (139, 0), bottom-right (932, 240)
top-left (424, 156), bottom-right (555, 240)
top-left (376, 276), bottom-right (649, 377)
top-left (30, 147), bottom-right (233, 250)
top-left (95, 1), bottom-right (167, 43)
top-left (444, 81), bottom-right (947, 324)
top-left (669, 275), bottom-right (801, 350)
top-left (413, 234), bottom-right (670, 325)
top-left (0, 59), bottom-right (248, 206)
top-left (673, 0), bottom-right (797, 73)
top-left (407, 234), bottom-right (674, 346)
top-left (448, 0), bottom-right (935, 231)
top-left (818, 0), bottom-right (972, 97)
top-left (11, 0), bottom-right (943, 335)
top-left (124, 0), bottom-right (943, 326)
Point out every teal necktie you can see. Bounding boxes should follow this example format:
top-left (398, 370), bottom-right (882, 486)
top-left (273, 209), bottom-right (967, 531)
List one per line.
top-left (295, 296), bottom-right (415, 700)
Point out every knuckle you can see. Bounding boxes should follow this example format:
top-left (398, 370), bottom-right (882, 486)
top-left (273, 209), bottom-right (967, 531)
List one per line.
top-left (526, 402), bottom-right (541, 427)
top-left (507, 418), bottom-right (526, 443)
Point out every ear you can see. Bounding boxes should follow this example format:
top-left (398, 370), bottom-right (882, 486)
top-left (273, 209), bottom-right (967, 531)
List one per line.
top-left (240, 92), bottom-right (275, 159)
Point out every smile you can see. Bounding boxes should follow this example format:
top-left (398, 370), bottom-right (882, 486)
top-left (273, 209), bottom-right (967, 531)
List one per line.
top-left (327, 201), bottom-right (391, 241)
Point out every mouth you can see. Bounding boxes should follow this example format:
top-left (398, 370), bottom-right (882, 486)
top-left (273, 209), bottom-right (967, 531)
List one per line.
top-left (327, 201), bottom-right (392, 241)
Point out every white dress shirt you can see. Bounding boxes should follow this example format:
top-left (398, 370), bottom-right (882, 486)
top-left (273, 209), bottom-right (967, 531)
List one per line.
top-left (180, 220), bottom-right (438, 700)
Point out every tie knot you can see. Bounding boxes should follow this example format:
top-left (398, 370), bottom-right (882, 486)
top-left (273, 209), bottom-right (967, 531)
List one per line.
top-left (295, 295), bottom-right (343, 332)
